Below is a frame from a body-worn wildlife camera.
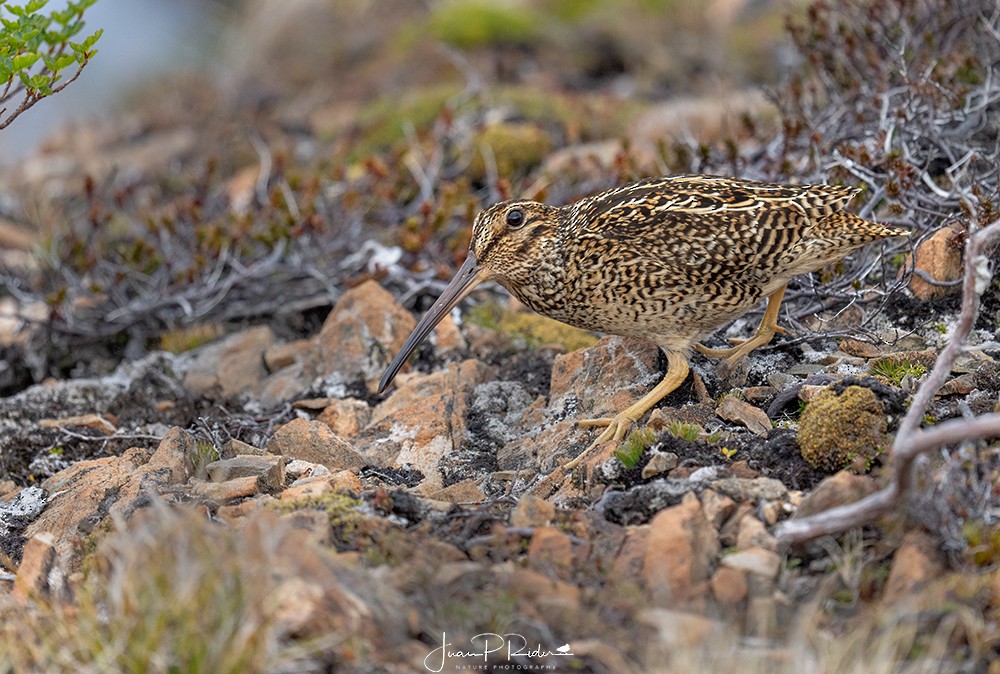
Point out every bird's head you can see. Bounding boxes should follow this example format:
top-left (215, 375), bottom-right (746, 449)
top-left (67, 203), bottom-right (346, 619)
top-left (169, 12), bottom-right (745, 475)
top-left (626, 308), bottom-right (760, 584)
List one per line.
top-left (377, 199), bottom-right (561, 394)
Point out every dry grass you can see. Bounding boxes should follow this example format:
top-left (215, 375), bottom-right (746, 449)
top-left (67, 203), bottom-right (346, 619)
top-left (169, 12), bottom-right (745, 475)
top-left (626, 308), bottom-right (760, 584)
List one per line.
top-left (0, 503), bottom-right (320, 674)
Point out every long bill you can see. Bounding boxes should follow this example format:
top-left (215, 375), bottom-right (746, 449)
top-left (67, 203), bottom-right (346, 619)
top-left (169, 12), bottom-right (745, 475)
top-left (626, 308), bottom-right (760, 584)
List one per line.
top-left (377, 252), bottom-right (484, 394)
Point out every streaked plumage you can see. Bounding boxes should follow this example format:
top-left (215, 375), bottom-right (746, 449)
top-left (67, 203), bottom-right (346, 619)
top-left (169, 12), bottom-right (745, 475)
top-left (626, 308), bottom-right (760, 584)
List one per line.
top-left (379, 174), bottom-right (908, 462)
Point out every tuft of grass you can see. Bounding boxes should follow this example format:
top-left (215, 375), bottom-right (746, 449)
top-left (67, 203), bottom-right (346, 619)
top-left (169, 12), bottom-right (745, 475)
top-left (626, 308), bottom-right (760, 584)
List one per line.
top-left (869, 358), bottom-right (927, 386)
top-left (159, 323), bottom-right (225, 354)
top-left (615, 427), bottom-right (655, 468)
top-left (0, 504), bottom-right (322, 673)
top-left (189, 440), bottom-right (220, 479)
top-left (666, 420), bottom-right (702, 442)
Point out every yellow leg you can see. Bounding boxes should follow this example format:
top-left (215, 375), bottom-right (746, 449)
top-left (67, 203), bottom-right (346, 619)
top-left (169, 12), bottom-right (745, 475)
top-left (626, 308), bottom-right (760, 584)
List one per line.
top-left (694, 285), bottom-right (788, 365)
top-left (564, 351), bottom-right (690, 470)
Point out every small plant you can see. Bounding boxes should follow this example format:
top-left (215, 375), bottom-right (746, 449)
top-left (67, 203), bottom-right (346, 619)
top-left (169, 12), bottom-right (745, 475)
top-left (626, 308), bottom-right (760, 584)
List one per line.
top-left (0, 0), bottom-right (102, 130)
top-left (869, 358), bottom-right (928, 386)
top-left (720, 447), bottom-right (737, 460)
top-left (666, 420), bottom-right (702, 442)
top-left (615, 427), bottom-right (655, 468)
top-left (160, 323), bottom-right (225, 354)
top-left (189, 440), bottom-right (219, 477)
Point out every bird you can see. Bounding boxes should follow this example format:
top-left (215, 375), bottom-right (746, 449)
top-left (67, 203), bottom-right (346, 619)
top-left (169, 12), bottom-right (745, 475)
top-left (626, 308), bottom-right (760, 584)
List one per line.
top-left (378, 174), bottom-right (908, 469)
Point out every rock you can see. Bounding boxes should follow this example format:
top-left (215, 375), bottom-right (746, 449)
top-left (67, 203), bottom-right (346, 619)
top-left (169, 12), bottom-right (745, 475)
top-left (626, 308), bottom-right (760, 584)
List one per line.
top-left (426, 480), bottom-right (485, 503)
top-left (510, 493), bottom-right (556, 528)
top-left (256, 360), bottom-right (313, 406)
top-left (280, 476), bottom-right (334, 501)
top-left (715, 396), bottom-right (771, 437)
top-left (221, 438), bottom-right (266, 458)
top-left (357, 359), bottom-right (492, 492)
top-left (0, 485), bottom-right (47, 543)
top-left (711, 566), bottom-right (748, 605)
top-left (215, 497), bottom-right (270, 526)
top-left (318, 280), bottom-right (416, 392)
top-left (838, 338), bottom-right (881, 358)
top-left (329, 469), bottom-right (363, 493)
top-left (505, 336), bottom-right (663, 471)
top-left (205, 454), bottom-right (286, 493)
top-left (433, 313), bottom-right (467, 357)
top-left (12, 532), bottom-right (57, 600)
top-left (38, 413), bottom-right (117, 435)
top-left (549, 336), bottom-right (663, 421)
top-left (527, 526), bottom-right (575, 582)
top-left (742, 385), bottom-right (776, 403)
top-left (189, 476), bottom-right (260, 501)
top-left (883, 529), bottom-right (945, 604)
top-left (143, 426), bottom-right (197, 484)
top-left (266, 419), bottom-right (365, 471)
top-left (642, 493), bottom-right (719, 605)
top-left (641, 450), bottom-right (679, 479)
top-left (938, 374), bottom-right (976, 396)
top-left (797, 386), bottom-right (887, 471)
top-left (735, 513), bottom-right (778, 551)
top-left (181, 325), bottom-right (277, 398)
top-left (700, 489), bottom-right (737, 530)
top-left (23, 427), bottom-right (196, 571)
top-left (285, 459), bottom-right (332, 482)
top-left (264, 338), bottom-right (317, 372)
top-left (710, 477), bottom-right (787, 503)
top-left (317, 398), bottom-right (372, 439)
top-left (720, 547), bottom-right (781, 579)
top-left (908, 224), bottom-right (964, 300)
top-left (793, 471), bottom-right (878, 519)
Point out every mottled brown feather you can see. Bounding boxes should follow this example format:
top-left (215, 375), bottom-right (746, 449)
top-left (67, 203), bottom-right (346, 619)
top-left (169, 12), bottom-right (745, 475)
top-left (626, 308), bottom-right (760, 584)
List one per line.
top-left (471, 174), bottom-right (907, 354)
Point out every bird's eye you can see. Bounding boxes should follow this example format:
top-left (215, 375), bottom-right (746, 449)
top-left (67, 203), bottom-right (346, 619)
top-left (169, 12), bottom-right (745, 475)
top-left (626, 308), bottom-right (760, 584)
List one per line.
top-left (505, 208), bottom-right (526, 228)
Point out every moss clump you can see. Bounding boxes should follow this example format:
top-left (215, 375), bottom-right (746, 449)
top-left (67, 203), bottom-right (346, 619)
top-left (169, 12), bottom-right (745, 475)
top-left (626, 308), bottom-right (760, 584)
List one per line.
top-left (468, 122), bottom-right (553, 180)
top-left (428, 1), bottom-right (541, 49)
top-left (797, 386), bottom-right (887, 472)
top-left (468, 299), bottom-right (598, 352)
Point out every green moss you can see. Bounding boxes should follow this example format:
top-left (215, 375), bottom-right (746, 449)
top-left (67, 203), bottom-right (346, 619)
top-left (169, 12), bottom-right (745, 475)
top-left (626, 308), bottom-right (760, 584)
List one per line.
top-left (269, 491), bottom-right (365, 530)
top-left (429, 1), bottom-right (541, 49)
top-left (468, 122), bottom-right (553, 180)
top-left (797, 386), bottom-right (887, 472)
top-left (962, 520), bottom-right (1000, 567)
top-left (468, 300), bottom-right (598, 352)
top-left (499, 311), bottom-right (598, 351)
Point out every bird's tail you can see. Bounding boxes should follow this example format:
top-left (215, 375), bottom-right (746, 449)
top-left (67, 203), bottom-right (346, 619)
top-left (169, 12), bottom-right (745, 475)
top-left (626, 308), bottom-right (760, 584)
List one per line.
top-left (819, 211), bottom-right (910, 247)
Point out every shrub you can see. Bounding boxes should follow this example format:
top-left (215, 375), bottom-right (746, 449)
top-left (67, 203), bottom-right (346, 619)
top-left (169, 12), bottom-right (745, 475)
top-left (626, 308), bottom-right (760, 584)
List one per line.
top-left (0, 0), bottom-right (102, 129)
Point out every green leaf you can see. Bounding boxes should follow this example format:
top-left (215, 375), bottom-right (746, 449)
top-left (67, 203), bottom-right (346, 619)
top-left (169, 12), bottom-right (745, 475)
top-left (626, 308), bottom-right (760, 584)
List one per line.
top-left (12, 52), bottom-right (40, 70)
top-left (25, 0), bottom-right (48, 13)
top-left (27, 72), bottom-right (51, 92)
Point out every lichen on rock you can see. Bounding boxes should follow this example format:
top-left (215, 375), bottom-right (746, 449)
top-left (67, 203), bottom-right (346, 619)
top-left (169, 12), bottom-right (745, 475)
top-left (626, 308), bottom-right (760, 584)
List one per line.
top-left (797, 385), bottom-right (888, 472)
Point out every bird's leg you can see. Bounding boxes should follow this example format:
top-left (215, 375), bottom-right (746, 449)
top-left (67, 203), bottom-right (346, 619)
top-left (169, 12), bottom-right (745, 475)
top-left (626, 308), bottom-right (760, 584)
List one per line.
top-left (694, 285), bottom-right (788, 365)
top-left (566, 351), bottom-right (690, 469)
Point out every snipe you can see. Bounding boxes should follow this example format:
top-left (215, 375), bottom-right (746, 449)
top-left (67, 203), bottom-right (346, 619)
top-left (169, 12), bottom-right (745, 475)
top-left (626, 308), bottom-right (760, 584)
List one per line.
top-left (378, 174), bottom-right (907, 468)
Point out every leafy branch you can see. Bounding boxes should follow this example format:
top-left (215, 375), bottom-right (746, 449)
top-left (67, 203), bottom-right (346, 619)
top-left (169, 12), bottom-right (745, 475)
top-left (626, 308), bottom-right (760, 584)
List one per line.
top-left (0, 0), bottom-right (102, 130)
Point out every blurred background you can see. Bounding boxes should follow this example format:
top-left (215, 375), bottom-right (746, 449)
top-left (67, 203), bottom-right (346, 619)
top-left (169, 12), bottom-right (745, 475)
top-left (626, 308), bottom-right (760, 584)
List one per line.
top-left (0, 0), bottom-right (995, 393)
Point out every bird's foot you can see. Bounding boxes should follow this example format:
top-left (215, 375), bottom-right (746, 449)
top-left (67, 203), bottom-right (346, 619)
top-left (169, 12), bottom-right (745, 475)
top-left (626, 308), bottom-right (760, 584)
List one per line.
top-left (694, 324), bottom-right (787, 363)
top-left (567, 412), bottom-right (638, 469)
